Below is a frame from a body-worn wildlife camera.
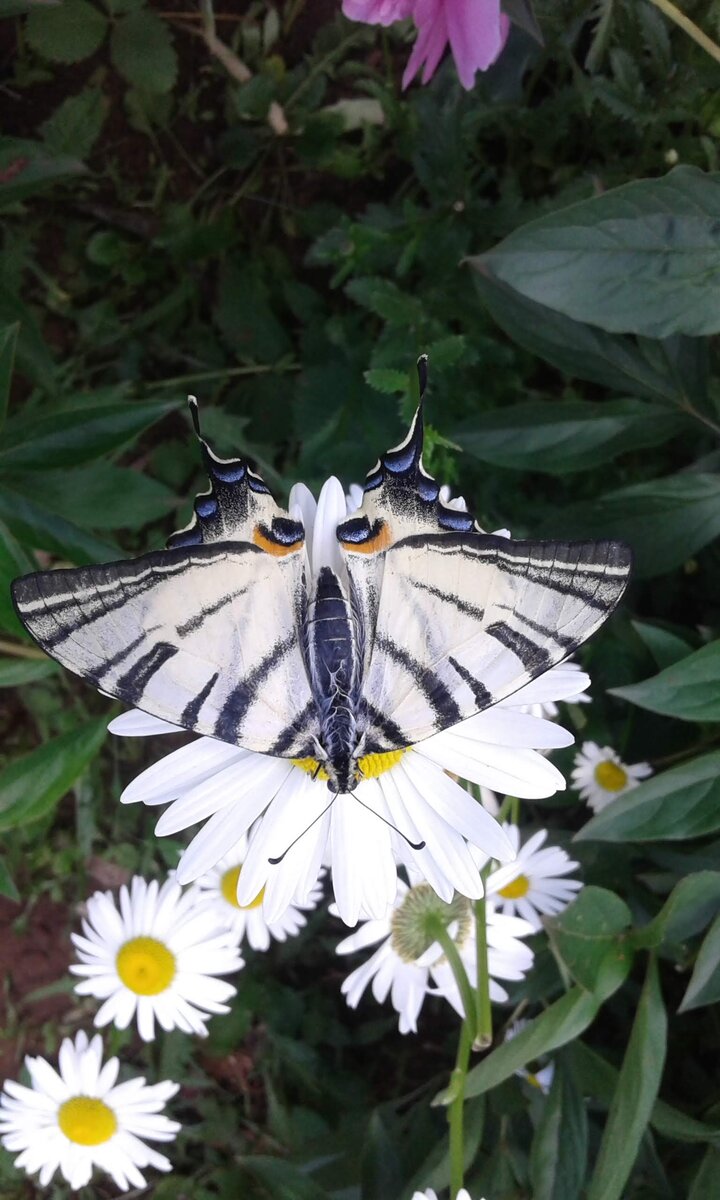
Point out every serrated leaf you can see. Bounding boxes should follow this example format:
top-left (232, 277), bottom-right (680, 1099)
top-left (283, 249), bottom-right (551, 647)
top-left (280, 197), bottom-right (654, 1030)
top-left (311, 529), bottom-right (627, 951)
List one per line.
top-left (0, 719), bottom-right (107, 832)
top-left (0, 399), bottom-right (176, 469)
top-left (529, 1053), bottom-right (587, 1200)
top-left (364, 367), bottom-right (408, 395)
top-left (541, 473), bottom-right (720, 577)
top-left (680, 912), bottom-right (720, 1012)
top-left (454, 398), bottom-right (683, 475)
top-left (546, 887), bottom-right (632, 991)
top-left (587, 956), bottom-right (667, 1200)
top-left (40, 87), bottom-right (108, 159)
top-left (610, 640), bottom-right (720, 722)
top-left (473, 167), bottom-right (720, 337)
top-left (25, 0), bottom-right (107, 63)
top-left (577, 755), bottom-right (720, 844)
top-left (110, 9), bottom-right (178, 94)
top-left (345, 276), bottom-right (424, 326)
top-left (0, 323), bottom-right (17, 434)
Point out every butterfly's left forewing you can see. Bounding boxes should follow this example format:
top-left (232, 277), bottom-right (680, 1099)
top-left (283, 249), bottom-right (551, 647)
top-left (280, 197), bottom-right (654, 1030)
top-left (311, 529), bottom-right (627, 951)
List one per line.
top-left (356, 532), bottom-right (631, 749)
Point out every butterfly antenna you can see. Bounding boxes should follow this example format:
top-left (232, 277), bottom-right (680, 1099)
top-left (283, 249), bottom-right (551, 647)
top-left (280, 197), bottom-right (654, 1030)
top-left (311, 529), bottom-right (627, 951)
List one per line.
top-left (416, 353), bottom-right (428, 403)
top-left (268, 794), bottom-right (338, 865)
top-left (350, 792), bottom-right (425, 851)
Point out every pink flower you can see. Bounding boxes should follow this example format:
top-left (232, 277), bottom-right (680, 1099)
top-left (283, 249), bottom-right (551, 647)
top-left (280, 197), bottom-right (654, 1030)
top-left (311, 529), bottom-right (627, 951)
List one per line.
top-left (342, 0), bottom-right (510, 90)
top-left (343, 0), bottom-right (413, 25)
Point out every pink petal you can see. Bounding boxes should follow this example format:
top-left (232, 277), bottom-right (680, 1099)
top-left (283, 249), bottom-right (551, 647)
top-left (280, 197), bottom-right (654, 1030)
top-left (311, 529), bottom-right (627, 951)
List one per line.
top-left (446, 0), bottom-right (510, 87)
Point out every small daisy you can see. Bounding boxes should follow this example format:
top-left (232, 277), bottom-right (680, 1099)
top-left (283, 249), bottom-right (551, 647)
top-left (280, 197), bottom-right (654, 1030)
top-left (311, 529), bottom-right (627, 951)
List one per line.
top-left (335, 881), bottom-right (534, 1033)
top-left (0, 1031), bottom-right (179, 1191)
top-left (188, 830), bottom-right (324, 951)
top-left (70, 876), bottom-right (244, 1041)
top-left (572, 741), bottom-right (652, 814)
top-left (113, 480), bottom-right (578, 928)
top-left (483, 823), bottom-right (582, 930)
top-left (505, 1018), bottom-right (555, 1094)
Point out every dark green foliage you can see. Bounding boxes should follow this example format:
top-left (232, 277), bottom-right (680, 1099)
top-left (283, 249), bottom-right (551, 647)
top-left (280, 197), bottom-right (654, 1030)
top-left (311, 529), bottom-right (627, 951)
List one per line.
top-left (1, 0), bottom-right (719, 1196)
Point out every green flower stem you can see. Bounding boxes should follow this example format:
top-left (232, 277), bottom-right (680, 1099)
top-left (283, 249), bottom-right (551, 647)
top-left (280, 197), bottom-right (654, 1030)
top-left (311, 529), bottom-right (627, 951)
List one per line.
top-left (448, 1017), bottom-right (473, 1200)
top-left (646, 0), bottom-right (720, 65)
top-left (496, 793), bottom-right (519, 823)
top-left (429, 918), bottom-right (477, 1042)
top-left (473, 893), bottom-right (493, 1051)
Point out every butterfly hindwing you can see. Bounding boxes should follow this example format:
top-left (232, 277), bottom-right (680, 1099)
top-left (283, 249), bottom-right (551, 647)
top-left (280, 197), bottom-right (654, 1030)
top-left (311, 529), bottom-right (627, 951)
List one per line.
top-left (358, 532), bottom-right (631, 749)
top-left (12, 542), bottom-right (319, 757)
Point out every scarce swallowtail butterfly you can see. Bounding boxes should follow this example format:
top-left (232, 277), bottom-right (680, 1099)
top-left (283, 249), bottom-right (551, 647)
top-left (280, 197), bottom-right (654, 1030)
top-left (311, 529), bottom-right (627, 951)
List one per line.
top-left (12, 389), bottom-right (631, 850)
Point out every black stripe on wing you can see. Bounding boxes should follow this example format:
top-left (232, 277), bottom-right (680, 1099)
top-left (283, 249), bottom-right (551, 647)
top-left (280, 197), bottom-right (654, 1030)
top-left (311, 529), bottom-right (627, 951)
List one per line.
top-left (375, 634), bottom-right (462, 727)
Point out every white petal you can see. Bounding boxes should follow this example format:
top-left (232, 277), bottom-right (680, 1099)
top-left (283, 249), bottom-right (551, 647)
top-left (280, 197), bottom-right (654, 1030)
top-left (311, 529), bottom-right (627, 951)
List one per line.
top-left (108, 710), bottom-right (181, 737)
top-left (122, 738), bottom-right (247, 807)
top-left (402, 755), bottom-right (515, 861)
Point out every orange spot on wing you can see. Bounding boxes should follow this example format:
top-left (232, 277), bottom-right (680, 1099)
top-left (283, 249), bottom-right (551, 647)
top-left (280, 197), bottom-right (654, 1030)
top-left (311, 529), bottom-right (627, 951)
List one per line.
top-left (253, 526), bottom-right (303, 557)
top-left (341, 522), bottom-right (392, 555)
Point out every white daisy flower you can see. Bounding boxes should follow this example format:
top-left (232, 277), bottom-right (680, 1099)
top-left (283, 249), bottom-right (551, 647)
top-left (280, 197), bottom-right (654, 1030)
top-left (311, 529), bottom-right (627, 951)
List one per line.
top-left (70, 876), bottom-right (244, 1041)
top-left (335, 880), bottom-right (534, 1033)
top-left (505, 1018), bottom-right (555, 1094)
top-left (0, 1031), bottom-right (179, 1192)
top-left (571, 741), bottom-right (652, 814)
top-left (187, 830), bottom-right (324, 951)
top-left (112, 479), bottom-right (577, 928)
top-left (483, 823), bottom-right (582, 930)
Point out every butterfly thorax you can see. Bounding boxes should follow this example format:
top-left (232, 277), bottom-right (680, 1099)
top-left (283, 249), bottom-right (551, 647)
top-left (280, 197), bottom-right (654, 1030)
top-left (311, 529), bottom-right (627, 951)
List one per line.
top-left (306, 566), bottom-right (362, 794)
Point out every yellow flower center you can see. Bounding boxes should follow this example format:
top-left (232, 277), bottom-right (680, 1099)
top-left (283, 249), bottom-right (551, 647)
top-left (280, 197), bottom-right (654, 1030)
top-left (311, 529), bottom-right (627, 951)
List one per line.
top-left (525, 1072), bottom-right (543, 1090)
top-left (58, 1096), bottom-right (117, 1146)
top-left (292, 749), bottom-right (406, 782)
top-left (594, 760), bottom-right (628, 791)
top-left (498, 873), bottom-right (530, 900)
top-left (220, 864), bottom-right (265, 911)
top-left (116, 936), bottom-right (176, 995)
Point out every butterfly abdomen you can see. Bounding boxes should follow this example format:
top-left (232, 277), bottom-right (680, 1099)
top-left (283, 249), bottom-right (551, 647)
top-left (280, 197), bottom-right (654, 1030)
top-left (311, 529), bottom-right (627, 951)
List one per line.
top-left (307, 566), bottom-right (362, 792)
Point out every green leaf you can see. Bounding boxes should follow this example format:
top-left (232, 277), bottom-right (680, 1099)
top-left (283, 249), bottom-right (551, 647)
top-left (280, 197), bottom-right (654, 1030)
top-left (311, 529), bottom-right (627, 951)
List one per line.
top-left (25, 0), bottom-right (107, 63)
top-left (689, 1147), bottom-right (720, 1199)
top-left (0, 323), bottom-right (17, 434)
top-left (0, 287), bottom-right (56, 391)
top-left (632, 873), bottom-right (720, 950)
top-left (459, 957), bottom-right (631, 1103)
top-left (6, 464), bottom-right (177, 531)
top-left (0, 658), bottom-right (57, 687)
top-left (0, 854), bottom-right (19, 901)
top-left (546, 887), bottom-right (632, 992)
top-left (577, 755), bottom-right (720, 844)
top-left (474, 167), bottom-right (720, 337)
top-left (587, 955), bottom-right (667, 1200)
top-left (0, 399), bottom-right (176, 470)
top-left (529, 1053), bottom-right (587, 1200)
top-left (680, 912), bottom-right (720, 1012)
top-left (470, 268), bottom-right (688, 404)
top-left (572, 1041), bottom-right (720, 1144)
top-left (238, 1155), bottom-right (330, 1199)
top-left (454, 398), bottom-right (682, 475)
top-left (610, 640), bottom-right (720, 722)
top-left (110, 9), bottom-right (178, 93)
top-left (0, 138), bottom-right (86, 206)
top-left (0, 487), bottom-right (118, 565)
top-left (0, 719), bottom-right (107, 832)
top-left (0, 519), bottom-right (34, 637)
top-left (361, 1110), bottom-right (403, 1200)
top-left (40, 87), bottom-right (108, 159)
top-left (214, 264), bottom-right (292, 363)
top-left (542, 473), bottom-right (720, 578)
top-left (364, 367), bottom-right (408, 395)
top-left (631, 620), bottom-right (694, 670)
top-left (345, 276), bottom-right (424, 326)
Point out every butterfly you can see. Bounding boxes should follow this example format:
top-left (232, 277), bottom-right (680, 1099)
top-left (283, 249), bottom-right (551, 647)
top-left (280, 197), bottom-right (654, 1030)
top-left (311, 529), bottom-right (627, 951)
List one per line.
top-left (12, 384), bottom-right (631, 807)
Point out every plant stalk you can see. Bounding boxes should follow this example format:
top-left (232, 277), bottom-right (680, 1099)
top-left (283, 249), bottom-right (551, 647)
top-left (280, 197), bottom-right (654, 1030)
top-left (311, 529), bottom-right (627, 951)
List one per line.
top-left (448, 1018), bottom-right (473, 1200)
top-left (646, 0), bottom-right (720, 64)
top-left (474, 893), bottom-right (493, 1050)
